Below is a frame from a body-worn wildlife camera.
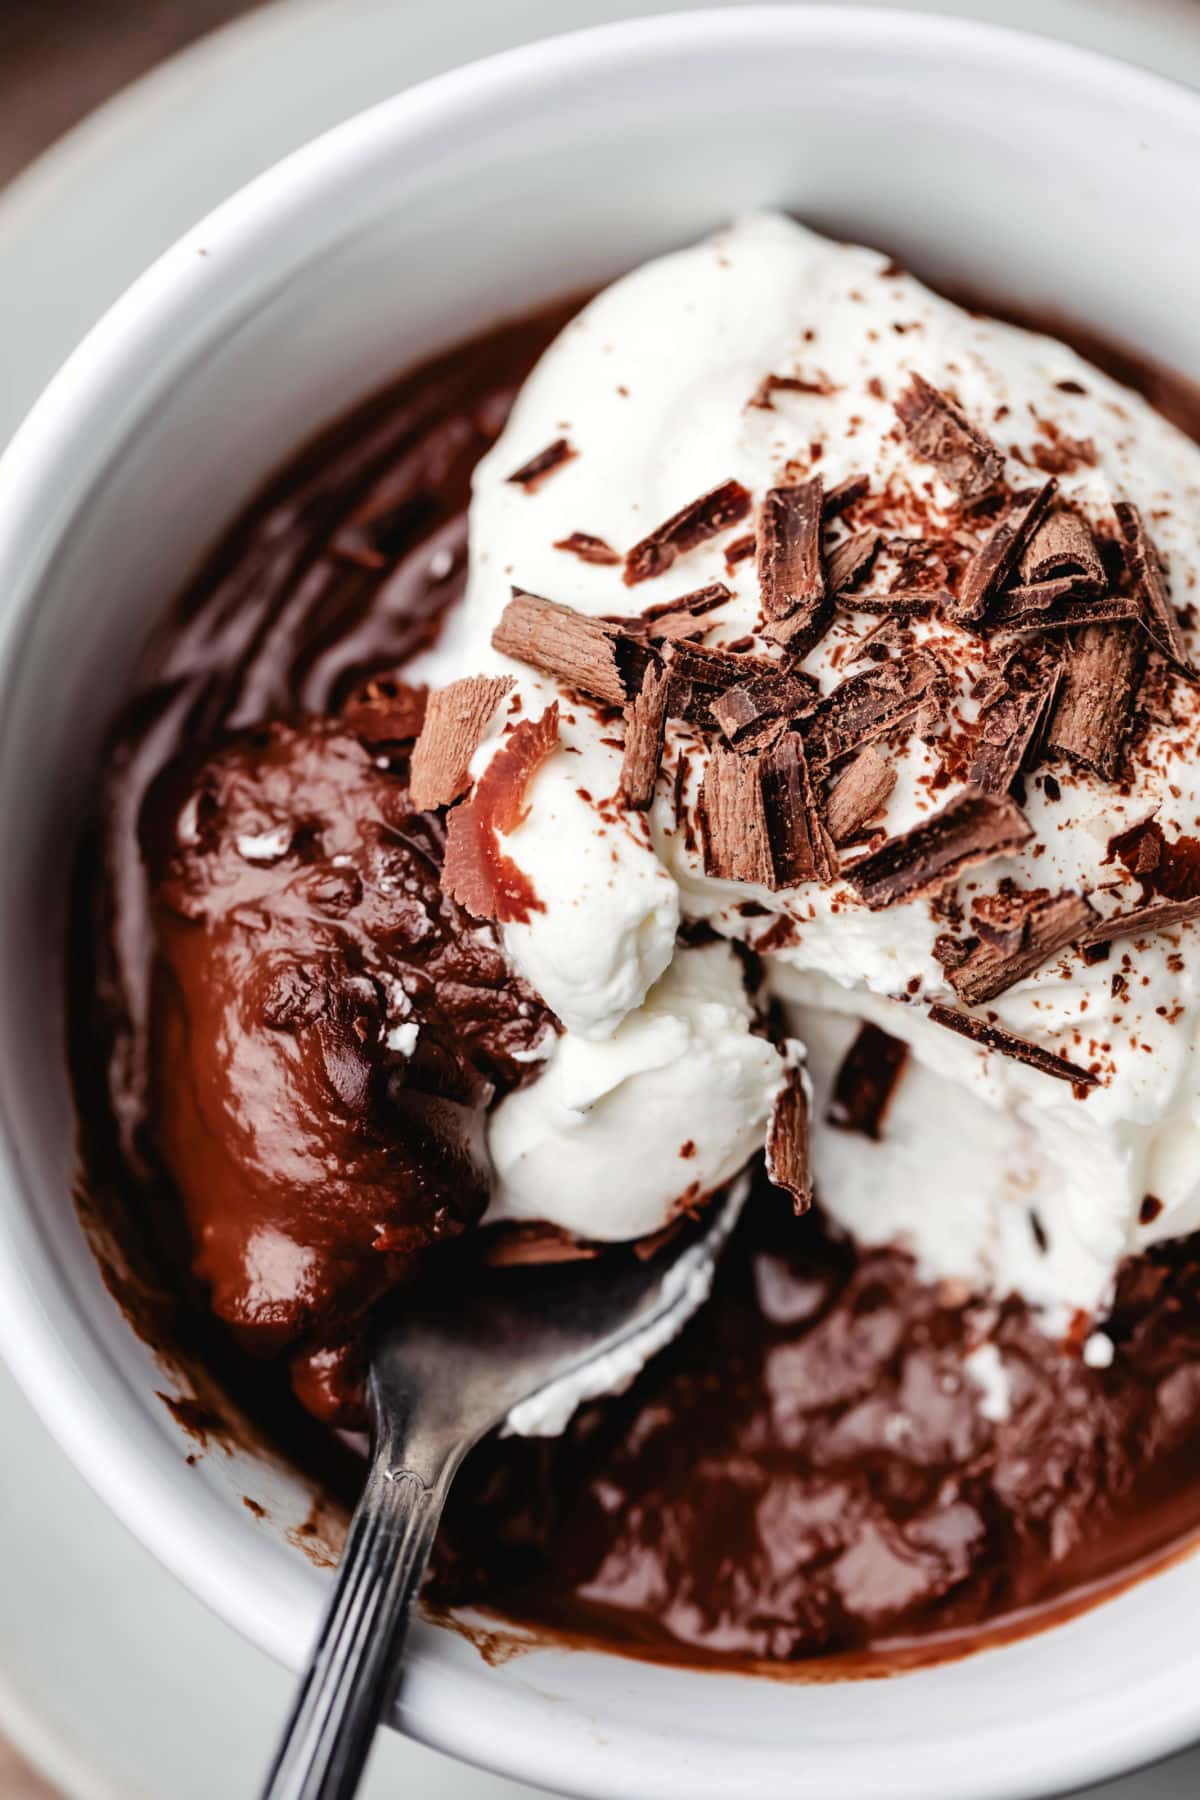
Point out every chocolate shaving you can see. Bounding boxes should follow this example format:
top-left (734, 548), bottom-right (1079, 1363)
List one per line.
top-left (840, 589), bottom-right (942, 618)
top-left (1116, 500), bottom-right (1195, 673)
top-left (642, 582), bottom-right (733, 642)
top-left (969, 661), bottom-right (1061, 794)
top-left (751, 371), bottom-right (837, 407)
top-left (953, 481), bottom-right (1056, 623)
top-left (341, 674), bottom-right (428, 745)
top-left (802, 651), bottom-right (947, 772)
top-left (700, 733), bottom-right (832, 888)
top-left (894, 373), bottom-right (1004, 501)
top-left (826, 745), bottom-right (897, 845)
top-left (607, 584), bottom-right (733, 646)
top-left (1021, 506), bottom-right (1106, 590)
top-left (709, 669), bottom-right (818, 748)
top-left (1045, 622), bottom-right (1144, 780)
top-left (847, 790), bottom-right (1032, 910)
top-left (483, 1224), bottom-right (601, 1267)
top-left (700, 745), bottom-right (774, 886)
top-left (620, 662), bottom-right (670, 811)
top-left (849, 617), bottom-right (910, 665)
top-left (766, 1068), bottom-right (812, 1213)
top-left (757, 477), bottom-right (831, 654)
top-left (624, 479), bottom-right (752, 586)
top-left (442, 705), bottom-right (560, 923)
top-left (554, 530), bottom-right (620, 565)
top-left (827, 1023), bottom-right (909, 1140)
top-left (493, 589), bottom-right (649, 707)
top-left (1076, 894), bottom-right (1200, 950)
top-left (661, 638), bottom-right (778, 725)
top-left (507, 438), bottom-right (574, 489)
top-left (827, 529), bottom-right (882, 594)
top-left (927, 1003), bottom-right (1098, 1089)
top-left (640, 582), bottom-right (731, 624)
top-left (991, 589), bottom-right (1139, 638)
top-left (945, 890), bottom-right (1098, 1005)
top-left (761, 733), bottom-right (837, 885)
top-left (823, 475), bottom-right (870, 519)
top-left (973, 883), bottom-right (1043, 951)
top-left (409, 674), bottom-right (515, 810)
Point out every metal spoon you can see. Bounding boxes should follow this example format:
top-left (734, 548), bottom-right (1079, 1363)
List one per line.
top-left (260, 1184), bottom-right (743, 1800)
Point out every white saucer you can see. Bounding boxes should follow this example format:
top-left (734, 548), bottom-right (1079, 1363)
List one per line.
top-left (5, 2), bottom-right (1200, 1795)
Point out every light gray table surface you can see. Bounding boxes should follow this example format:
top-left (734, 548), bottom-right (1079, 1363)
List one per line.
top-left (3, 3), bottom-right (1200, 1795)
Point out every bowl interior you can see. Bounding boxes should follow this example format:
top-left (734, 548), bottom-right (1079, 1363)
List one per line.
top-left (2, 11), bottom-right (1200, 1798)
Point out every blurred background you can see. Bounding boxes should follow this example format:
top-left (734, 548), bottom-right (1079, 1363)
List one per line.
top-left (0, 1), bottom-right (258, 186)
top-left (4, 2), bottom-right (1200, 1795)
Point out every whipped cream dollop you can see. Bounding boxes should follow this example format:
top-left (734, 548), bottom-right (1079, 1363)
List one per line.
top-left (413, 212), bottom-right (1200, 1329)
top-left (487, 940), bottom-right (784, 1240)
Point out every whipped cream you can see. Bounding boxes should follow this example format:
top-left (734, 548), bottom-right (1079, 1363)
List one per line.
top-left (414, 213), bottom-right (1200, 1329)
top-left (487, 940), bottom-right (785, 1241)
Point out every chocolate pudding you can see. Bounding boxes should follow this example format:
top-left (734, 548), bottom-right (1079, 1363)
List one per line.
top-left (69, 221), bottom-right (1200, 1669)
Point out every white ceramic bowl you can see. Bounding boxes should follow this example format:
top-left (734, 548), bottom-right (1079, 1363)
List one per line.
top-left (2, 9), bottom-right (1200, 1797)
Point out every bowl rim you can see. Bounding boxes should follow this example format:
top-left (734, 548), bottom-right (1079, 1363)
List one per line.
top-left (3, 8), bottom-right (1200, 1796)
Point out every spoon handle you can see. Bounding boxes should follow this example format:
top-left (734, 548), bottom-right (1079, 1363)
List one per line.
top-left (260, 1403), bottom-right (470, 1800)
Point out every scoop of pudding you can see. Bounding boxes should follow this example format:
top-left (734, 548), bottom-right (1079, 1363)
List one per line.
top-left (148, 709), bottom-right (555, 1418)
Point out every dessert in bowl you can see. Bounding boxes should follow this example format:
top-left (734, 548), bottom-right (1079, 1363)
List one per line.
top-left (6, 12), bottom-right (1200, 1798)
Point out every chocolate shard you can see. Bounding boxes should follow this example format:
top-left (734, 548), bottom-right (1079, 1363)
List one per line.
top-left (607, 583), bottom-right (733, 645)
top-left (991, 588), bottom-right (1140, 638)
top-left (945, 889), bottom-right (1098, 1006)
top-left (766, 1067), bottom-right (813, 1213)
top-left (507, 438), bottom-right (575, 489)
top-left (643, 582), bottom-right (733, 642)
top-left (408, 674), bottom-right (515, 811)
top-left (709, 669), bottom-right (819, 748)
top-left (751, 370), bottom-right (837, 406)
top-left (661, 638), bottom-right (779, 725)
top-left (700, 732), bottom-right (833, 890)
top-left (757, 478), bottom-right (832, 653)
top-left (825, 745), bottom-right (897, 845)
top-left (849, 616), bottom-right (910, 666)
top-left (847, 790), bottom-right (1032, 910)
top-left (969, 660), bottom-right (1062, 794)
top-left (1020, 506), bottom-right (1106, 590)
top-left (761, 733), bottom-right (837, 885)
top-left (554, 530), bottom-right (620, 566)
top-left (442, 705), bottom-right (560, 925)
top-left (493, 589), bottom-right (649, 707)
top-left (1045, 621), bottom-right (1144, 780)
top-left (801, 651), bottom-right (947, 773)
top-left (952, 481), bottom-right (1056, 623)
top-left (624, 479), bottom-right (752, 586)
top-left (483, 1224), bottom-right (601, 1267)
top-left (927, 1002), bottom-right (1098, 1089)
top-left (894, 372), bottom-right (1005, 501)
top-left (1116, 500), bottom-right (1196, 674)
top-left (827, 529), bottom-right (882, 595)
top-left (700, 744), bottom-right (774, 886)
top-left (1075, 894), bottom-right (1200, 951)
top-left (933, 930), bottom-right (978, 974)
top-left (823, 474), bottom-right (870, 519)
top-left (620, 661), bottom-right (671, 811)
top-left (827, 1023), bottom-right (909, 1140)
top-left (971, 881), bottom-right (1047, 951)
top-left (840, 589), bottom-right (943, 618)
